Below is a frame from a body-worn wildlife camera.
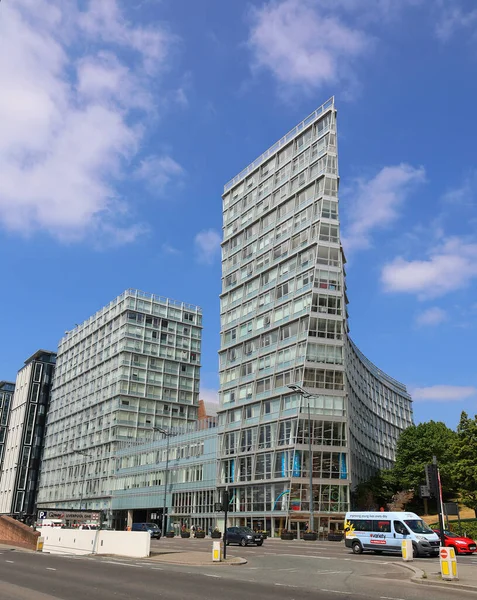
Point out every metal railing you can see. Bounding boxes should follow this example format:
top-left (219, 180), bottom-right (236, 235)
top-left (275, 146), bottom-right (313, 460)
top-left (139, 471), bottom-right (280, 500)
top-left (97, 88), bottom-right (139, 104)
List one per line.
top-left (224, 97), bottom-right (334, 192)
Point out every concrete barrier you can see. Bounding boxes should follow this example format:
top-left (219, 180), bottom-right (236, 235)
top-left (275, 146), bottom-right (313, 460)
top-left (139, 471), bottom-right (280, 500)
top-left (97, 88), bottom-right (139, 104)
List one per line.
top-left (40, 528), bottom-right (150, 558)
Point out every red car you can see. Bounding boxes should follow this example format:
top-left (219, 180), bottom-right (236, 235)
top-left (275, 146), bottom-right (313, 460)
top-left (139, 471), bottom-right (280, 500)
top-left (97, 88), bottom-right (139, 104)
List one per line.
top-left (433, 529), bottom-right (477, 554)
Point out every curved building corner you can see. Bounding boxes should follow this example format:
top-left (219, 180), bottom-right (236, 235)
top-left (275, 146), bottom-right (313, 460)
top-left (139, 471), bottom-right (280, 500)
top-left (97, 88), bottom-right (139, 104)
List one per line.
top-left (345, 336), bottom-right (413, 488)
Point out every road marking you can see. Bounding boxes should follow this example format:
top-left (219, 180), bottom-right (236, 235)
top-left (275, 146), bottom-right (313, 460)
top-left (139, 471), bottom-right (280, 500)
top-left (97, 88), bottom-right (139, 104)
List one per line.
top-left (5, 560), bottom-right (14, 563)
top-left (279, 553), bottom-right (332, 559)
top-left (46, 568), bottom-right (57, 571)
top-left (203, 574), bottom-right (221, 578)
top-left (380, 597), bottom-right (405, 600)
top-left (151, 567), bottom-right (163, 570)
top-left (320, 591), bottom-right (352, 596)
top-left (275, 583), bottom-right (298, 588)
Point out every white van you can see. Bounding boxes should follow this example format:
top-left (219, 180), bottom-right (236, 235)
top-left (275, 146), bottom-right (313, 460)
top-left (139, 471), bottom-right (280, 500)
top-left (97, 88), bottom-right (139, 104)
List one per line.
top-left (344, 511), bottom-right (440, 558)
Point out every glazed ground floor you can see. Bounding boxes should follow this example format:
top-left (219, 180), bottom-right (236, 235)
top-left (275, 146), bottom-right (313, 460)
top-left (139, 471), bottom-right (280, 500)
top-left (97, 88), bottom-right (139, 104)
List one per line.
top-left (111, 507), bottom-right (345, 539)
top-left (227, 512), bottom-right (345, 538)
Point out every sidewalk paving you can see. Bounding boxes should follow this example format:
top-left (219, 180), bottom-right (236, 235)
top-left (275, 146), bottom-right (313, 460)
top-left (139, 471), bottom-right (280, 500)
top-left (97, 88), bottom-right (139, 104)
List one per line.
top-left (148, 550), bottom-right (246, 566)
top-left (399, 560), bottom-right (477, 593)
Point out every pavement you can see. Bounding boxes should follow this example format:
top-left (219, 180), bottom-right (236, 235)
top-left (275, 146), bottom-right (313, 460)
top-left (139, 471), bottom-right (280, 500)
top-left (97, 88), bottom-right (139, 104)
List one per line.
top-left (399, 559), bottom-right (477, 593)
top-left (148, 549), bottom-right (247, 566)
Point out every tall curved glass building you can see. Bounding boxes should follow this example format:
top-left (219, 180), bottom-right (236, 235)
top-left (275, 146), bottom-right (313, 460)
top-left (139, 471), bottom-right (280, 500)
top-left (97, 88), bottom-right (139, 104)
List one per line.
top-left (218, 97), bottom-right (413, 537)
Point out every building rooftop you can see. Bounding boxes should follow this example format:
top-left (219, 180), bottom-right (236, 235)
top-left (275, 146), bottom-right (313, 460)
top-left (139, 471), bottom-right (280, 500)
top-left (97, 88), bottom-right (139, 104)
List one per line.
top-left (0, 381), bottom-right (15, 390)
top-left (23, 350), bottom-right (57, 366)
top-left (62, 288), bottom-right (202, 341)
top-left (224, 96), bottom-right (334, 193)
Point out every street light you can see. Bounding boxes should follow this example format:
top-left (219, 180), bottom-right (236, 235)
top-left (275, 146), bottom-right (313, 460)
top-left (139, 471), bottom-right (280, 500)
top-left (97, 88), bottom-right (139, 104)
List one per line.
top-left (74, 450), bottom-right (92, 511)
top-left (153, 427), bottom-right (173, 536)
top-left (287, 384), bottom-right (315, 534)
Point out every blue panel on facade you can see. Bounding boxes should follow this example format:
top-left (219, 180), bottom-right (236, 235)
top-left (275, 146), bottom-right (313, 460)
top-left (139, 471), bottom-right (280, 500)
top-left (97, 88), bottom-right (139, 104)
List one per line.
top-left (293, 451), bottom-right (301, 477)
top-left (340, 453), bottom-right (347, 479)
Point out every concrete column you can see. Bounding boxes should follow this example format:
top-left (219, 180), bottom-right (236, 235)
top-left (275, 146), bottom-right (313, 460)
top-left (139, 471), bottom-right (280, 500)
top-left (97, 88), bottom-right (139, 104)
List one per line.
top-left (127, 510), bottom-right (133, 528)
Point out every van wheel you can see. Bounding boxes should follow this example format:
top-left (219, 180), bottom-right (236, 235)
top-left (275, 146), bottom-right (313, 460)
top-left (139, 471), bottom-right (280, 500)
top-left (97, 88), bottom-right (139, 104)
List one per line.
top-left (352, 541), bottom-right (363, 554)
top-left (412, 544), bottom-right (418, 558)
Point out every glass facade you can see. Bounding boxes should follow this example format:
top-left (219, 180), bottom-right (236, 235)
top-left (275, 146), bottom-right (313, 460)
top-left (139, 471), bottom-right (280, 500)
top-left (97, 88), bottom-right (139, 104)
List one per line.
top-left (112, 424), bottom-right (218, 532)
top-left (37, 289), bottom-right (202, 517)
top-left (217, 97), bottom-right (413, 537)
top-left (0, 381), bottom-right (15, 474)
top-left (0, 352), bottom-right (56, 518)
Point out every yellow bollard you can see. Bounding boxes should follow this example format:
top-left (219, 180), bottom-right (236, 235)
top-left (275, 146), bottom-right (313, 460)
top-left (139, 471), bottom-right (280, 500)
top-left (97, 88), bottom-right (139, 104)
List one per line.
top-left (440, 546), bottom-right (458, 580)
top-left (401, 539), bottom-right (413, 561)
top-left (36, 536), bottom-right (44, 552)
top-left (212, 540), bottom-right (222, 562)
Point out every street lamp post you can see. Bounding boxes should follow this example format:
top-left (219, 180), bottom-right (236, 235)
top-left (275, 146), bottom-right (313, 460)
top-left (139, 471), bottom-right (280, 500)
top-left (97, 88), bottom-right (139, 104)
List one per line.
top-left (288, 384), bottom-right (315, 534)
top-left (153, 427), bottom-right (172, 536)
top-left (74, 450), bottom-right (92, 512)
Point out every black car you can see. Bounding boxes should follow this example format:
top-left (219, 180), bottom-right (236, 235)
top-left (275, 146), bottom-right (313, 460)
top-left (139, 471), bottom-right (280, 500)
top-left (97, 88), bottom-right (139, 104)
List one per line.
top-left (225, 527), bottom-right (263, 547)
top-left (131, 523), bottom-right (162, 539)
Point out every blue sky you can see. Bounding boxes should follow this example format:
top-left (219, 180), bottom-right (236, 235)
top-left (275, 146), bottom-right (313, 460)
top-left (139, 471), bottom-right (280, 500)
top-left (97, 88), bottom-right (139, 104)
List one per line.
top-left (1, 0), bottom-right (476, 430)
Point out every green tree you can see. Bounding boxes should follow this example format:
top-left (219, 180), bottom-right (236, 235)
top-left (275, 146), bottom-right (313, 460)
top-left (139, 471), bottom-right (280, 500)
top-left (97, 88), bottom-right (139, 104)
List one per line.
top-left (392, 421), bottom-right (457, 494)
top-left (453, 412), bottom-right (477, 516)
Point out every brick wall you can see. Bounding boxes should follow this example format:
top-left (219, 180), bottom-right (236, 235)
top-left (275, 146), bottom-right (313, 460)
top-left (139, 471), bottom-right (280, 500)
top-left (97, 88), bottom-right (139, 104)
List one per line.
top-left (0, 516), bottom-right (40, 550)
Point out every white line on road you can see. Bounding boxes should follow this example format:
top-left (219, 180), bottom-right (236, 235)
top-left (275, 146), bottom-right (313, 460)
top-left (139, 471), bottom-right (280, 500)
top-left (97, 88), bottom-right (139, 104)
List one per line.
top-left (46, 568), bottom-right (57, 571)
top-left (203, 574), bottom-right (221, 578)
top-left (106, 562), bottom-right (143, 568)
top-left (380, 597), bottom-right (405, 600)
top-left (151, 567), bottom-right (163, 570)
top-left (274, 583), bottom-right (298, 588)
top-left (320, 591), bottom-right (352, 596)
top-left (5, 560), bottom-right (14, 563)
top-left (316, 571), bottom-right (353, 574)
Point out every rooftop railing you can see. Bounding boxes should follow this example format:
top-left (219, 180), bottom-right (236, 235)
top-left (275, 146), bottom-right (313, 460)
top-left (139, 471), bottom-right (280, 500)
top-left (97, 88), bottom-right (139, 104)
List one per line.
top-left (224, 97), bottom-right (334, 193)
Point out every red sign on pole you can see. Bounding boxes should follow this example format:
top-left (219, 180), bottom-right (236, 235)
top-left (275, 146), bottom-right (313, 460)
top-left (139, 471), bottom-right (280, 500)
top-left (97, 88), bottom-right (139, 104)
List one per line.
top-left (440, 548), bottom-right (448, 559)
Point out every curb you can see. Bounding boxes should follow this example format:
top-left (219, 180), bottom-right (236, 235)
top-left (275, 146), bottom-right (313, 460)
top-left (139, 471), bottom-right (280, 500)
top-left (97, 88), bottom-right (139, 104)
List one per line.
top-left (397, 561), bottom-right (477, 592)
top-left (148, 556), bottom-right (247, 567)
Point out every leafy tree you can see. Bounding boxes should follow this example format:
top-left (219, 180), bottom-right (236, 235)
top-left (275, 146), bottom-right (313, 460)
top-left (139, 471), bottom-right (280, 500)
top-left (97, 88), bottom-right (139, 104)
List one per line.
top-left (353, 470), bottom-right (398, 510)
top-left (453, 412), bottom-right (477, 516)
top-left (392, 421), bottom-right (457, 494)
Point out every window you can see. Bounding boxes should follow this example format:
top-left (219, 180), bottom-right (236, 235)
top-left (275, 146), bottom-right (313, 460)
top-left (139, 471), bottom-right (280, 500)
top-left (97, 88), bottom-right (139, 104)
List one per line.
top-left (256, 378), bottom-right (271, 394)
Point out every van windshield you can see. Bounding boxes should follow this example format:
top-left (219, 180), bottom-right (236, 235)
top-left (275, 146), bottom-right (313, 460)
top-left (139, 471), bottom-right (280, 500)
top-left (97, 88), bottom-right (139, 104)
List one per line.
top-left (404, 519), bottom-right (434, 534)
top-left (146, 523), bottom-right (159, 530)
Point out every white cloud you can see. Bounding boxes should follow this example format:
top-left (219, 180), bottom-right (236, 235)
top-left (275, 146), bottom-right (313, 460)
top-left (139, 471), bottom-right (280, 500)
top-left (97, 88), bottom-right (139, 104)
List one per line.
top-left (435, 3), bottom-right (477, 42)
top-left (0, 0), bottom-right (177, 245)
top-left (415, 307), bottom-right (447, 327)
top-left (194, 229), bottom-right (221, 265)
top-left (381, 237), bottom-right (477, 299)
top-left (411, 385), bottom-right (477, 403)
top-left (247, 0), bottom-right (422, 93)
top-left (78, 0), bottom-right (173, 73)
top-left (161, 243), bottom-right (181, 256)
top-left (248, 0), bottom-right (370, 91)
top-left (342, 164), bottom-right (425, 253)
top-left (441, 171), bottom-right (477, 207)
top-left (135, 155), bottom-right (184, 193)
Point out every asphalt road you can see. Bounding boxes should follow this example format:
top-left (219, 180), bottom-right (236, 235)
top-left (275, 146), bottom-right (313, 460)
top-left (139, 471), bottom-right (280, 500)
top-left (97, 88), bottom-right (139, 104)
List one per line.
top-left (0, 541), bottom-right (475, 600)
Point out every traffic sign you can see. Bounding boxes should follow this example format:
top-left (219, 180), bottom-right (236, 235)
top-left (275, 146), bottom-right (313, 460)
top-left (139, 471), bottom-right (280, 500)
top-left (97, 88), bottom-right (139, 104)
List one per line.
top-left (440, 548), bottom-right (448, 559)
top-left (39, 511), bottom-right (47, 519)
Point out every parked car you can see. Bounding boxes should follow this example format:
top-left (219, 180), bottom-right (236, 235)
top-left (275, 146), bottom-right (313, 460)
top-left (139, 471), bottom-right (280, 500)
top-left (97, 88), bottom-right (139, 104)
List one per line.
top-left (225, 527), bottom-right (263, 547)
top-left (131, 523), bottom-right (162, 539)
top-left (433, 529), bottom-right (477, 554)
top-left (79, 523), bottom-right (99, 530)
